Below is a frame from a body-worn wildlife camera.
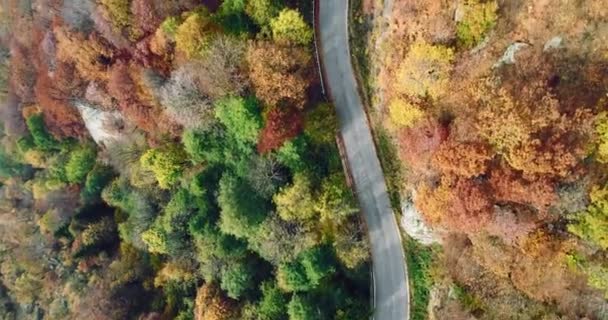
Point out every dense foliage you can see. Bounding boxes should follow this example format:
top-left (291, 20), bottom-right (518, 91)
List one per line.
top-left (0, 1), bottom-right (370, 319)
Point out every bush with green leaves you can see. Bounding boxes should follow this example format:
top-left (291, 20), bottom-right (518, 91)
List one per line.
top-left (287, 294), bottom-right (318, 320)
top-left (220, 259), bottom-right (256, 299)
top-left (304, 103), bottom-right (338, 146)
top-left (214, 96), bottom-right (262, 152)
top-left (277, 245), bottom-right (336, 292)
top-left (140, 146), bottom-right (186, 189)
top-left (270, 9), bottom-right (313, 45)
top-left (569, 185), bottom-right (608, 249)
top-left (65, 145), bottom-right (96, 184)
top-left (258, 281), bottom-right (288, 319)
top-left (25, 114), bottom-right (59, 151)
top-left (217, 173), bottom-right (269, 239)
top-left (456, 0), bottom-right (498, 48)
top-left (245, 0), bottom-right (281, 26)
top-left (274, 173), bottom-right (317, 221)
top-left (81, 165), bottom-right (115, 204)
top-left (102, 178), bottom-right (156, 249)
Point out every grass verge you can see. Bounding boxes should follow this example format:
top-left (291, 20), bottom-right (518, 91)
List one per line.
top-left (404, 237), bottom-right (438, 320)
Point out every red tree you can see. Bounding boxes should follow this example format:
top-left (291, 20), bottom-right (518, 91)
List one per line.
top-left (398, 118), bottom-right (449, 174)
top-left (258, 107), bottom-right (303, 153)
top-left (34, 62), bottom-right (87, 138)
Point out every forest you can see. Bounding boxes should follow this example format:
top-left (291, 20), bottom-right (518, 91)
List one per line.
top-left (357, 0), bottom-right (608, 319)
top-left (0, 0), bottom-right (371, 319)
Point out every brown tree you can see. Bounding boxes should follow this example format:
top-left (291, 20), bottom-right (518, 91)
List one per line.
top-left (416, 175), bottom-right (494, 233)
top-left (258, 107), bottom-right (303, 153)
top-left (194, 284), bottom-right (239, 320)
top-left (432, 140), bottom-right (492, 177)
top-left (489, 165), bottom-right (557, 214)
top-left (34, 62), bottom-right (87, 138)
top-left (397, 118), bottom-right (449, 175)
top-left (54, 24), bottom-right (115, 82)
top-left (130, 0), bottom-right (162, 36)
top-left (246, 41), bottom-right (311, 108)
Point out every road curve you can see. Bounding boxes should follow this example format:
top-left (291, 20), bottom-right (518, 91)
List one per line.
top-left (315, 1), bottom-right (410, 319)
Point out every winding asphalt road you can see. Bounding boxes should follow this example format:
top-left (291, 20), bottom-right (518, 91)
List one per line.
top-left (315, 1), bottom-right (410, 319)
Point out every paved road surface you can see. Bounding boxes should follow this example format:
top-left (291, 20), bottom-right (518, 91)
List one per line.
top-left (316, 1), bottom-right (410, 319)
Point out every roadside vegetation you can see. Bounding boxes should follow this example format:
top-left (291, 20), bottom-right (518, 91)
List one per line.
top-left (0, 0), bottom-right (371, 319)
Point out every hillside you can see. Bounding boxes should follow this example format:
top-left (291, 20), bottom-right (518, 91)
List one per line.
top-left (357, 0), bottom-right (608, 319)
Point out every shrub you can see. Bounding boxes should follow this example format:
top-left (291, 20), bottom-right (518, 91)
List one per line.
top-left (65, 145), bottom-right (97, 184)
top-left (270, 9), bottom-right (313, 45)
top-left (388, 99), bottom-right (424, 129)
top-left (140, 147), bottom-right (186, 189)
top-left (456, 0), bottom-right (498, 48)
top-left (395, 41), bottom-right (454, 99)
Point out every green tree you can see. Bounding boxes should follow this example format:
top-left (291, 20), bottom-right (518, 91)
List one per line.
top-left (456, 0), bottom-right (498, 48)
top-left (142, 224), bottom-right (169, 254)
top-left (300, 246), bottom-right (336, 286)
top-left (217, 174), bottom-right (268, 239)
top-left (274, 173), bottom-right (316, 221)
top-left (140, 146), bottom-right (186, 189)
top-left (246, 0), bottom-right (281, 26)
top-left (569, 185), bottom-right (608, 249)
top-left (315, 174), bottom-right (358, 223)
top-left (81, 165), bottom-right (115, 204)
top-left (215, 96), bottom-right (263, 152)
top-left (182, 127), bottom-right (225, 165)
top-left (220, 260), bottom-right (255, 299)
top-left (287, 295), bottom-right (317, 320)
top-left (25, 113), bottom-right (59, 151)
top-left (66, 145), bottom-right (97, 183)
top-left (276, 137), bottom-right (308, 173)
top-left (270, 9), bottom-right (313, 45)
top-left (277, 261), bottom-right (312, 292)
top-left (258, 281), bottom-right (288, 320)
top-left (81, 217), bottom-right (116, 247)
top-left (304, 103), bottom-right (338, 146)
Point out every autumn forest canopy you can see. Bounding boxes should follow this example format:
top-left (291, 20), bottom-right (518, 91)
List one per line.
top-left (0, 0), bottom-right (371, 319)
top-left (358, 0), bottom-right (608, 318)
